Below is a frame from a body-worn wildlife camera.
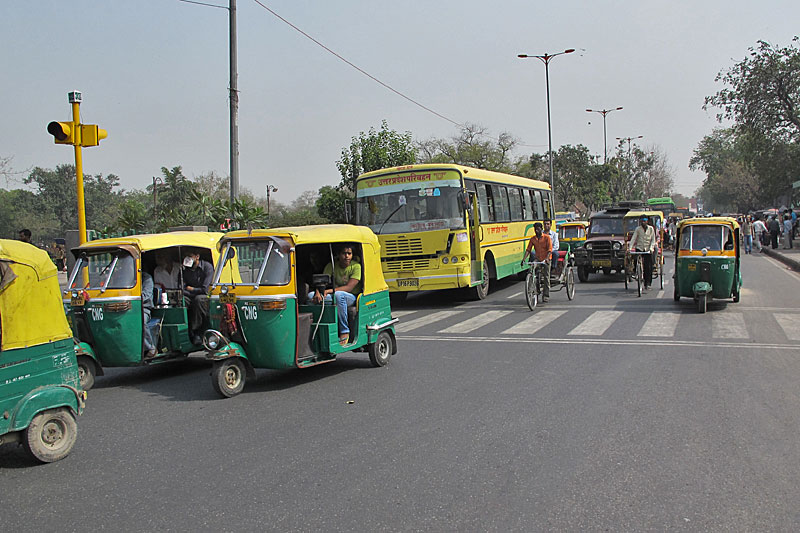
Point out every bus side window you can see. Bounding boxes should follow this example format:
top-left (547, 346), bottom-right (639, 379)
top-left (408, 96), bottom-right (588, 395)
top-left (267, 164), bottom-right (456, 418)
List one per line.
top-left (482, 184), bottom-right (496, 222)
top-left (532, 190), bottom-right (544, 220)
top-left (493, 185), bottom-right (510, 222)
top-left (541, 191), bottom-right (553, 221)
top-left (522, 188), bottom-right (533, 220)
top-left (509, 188), bottom-right (523, 221)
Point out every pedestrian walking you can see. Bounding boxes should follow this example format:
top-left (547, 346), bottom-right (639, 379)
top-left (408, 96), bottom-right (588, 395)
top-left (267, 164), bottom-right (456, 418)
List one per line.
top-left (783, 213), bottom-right (793, 249)
top-left (753, 216), bottom-right (766, 252)
top-left (769, 216), bottom-right (780, 249)
top-left (741, 215), bottom-right (753, 254)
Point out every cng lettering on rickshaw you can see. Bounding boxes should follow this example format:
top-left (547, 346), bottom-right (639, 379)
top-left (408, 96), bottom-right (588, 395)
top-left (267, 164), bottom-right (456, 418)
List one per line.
top-left (721, 264), bottom-right (729, 270)
top-left (52, 353), bottom-right (72, 368)
top-left (89, 307), bottom-right (104, 321)
top-left (242, 304), bottom-right (258, 320)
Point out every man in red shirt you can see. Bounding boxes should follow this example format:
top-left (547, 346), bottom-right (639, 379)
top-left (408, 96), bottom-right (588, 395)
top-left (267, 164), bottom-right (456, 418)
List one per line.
top-left (522, 222), bottom-right (552, 302)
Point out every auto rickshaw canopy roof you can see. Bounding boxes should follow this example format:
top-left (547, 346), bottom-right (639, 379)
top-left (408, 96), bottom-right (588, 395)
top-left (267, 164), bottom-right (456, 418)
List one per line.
top-left (624, 210), bottom-right (664, 222)
top-left (71, 231), bottom-right (225, 258)
top-left (220, 225), bottom-right (388, 295)
top-left (677, 216), bottom-right (739, 230)
top-left (0, 239), bottom-right (72, 351)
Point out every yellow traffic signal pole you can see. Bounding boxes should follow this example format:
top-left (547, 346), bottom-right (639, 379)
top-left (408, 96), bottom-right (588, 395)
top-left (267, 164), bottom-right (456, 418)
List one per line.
top-left (71, 96), bottom-right (88, 245)
top-left (48, 91), bottom-right (106, 245)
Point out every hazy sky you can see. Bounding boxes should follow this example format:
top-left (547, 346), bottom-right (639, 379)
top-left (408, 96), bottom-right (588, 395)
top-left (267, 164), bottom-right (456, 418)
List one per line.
top-left (3, 1), bottom-right (799, 204)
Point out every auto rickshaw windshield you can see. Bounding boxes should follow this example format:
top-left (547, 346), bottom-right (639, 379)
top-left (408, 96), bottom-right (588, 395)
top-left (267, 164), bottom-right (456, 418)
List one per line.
top-left (68, 249), bottom-right (136, 290)
top-left (679, 225), bottom-right (732, 251)
top-left (214, 239), bottom-right (290, 286)
top-left (561, 225), bottom-right (585, 239)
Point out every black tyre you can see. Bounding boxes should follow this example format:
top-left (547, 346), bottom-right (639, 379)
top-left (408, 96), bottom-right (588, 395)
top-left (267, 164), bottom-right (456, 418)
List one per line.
top-left (733, 284), bottom-right (740, 303)
top-left (624, 269), bottom-right (628, 290)
top-left (473, 260), bottom-right (490, 300)
top-left (212, 358), bottom-right (246, 398)
top-left (368, 330), bottom-right (393, 367)
top-left (697, 294), bottom-right (707, 313)
top-left (660, 267), bottom-right (664, 289)
top-left (77, 355), bottom-right (96, 391)
top-left (577, 266), bottom-right (589, 283)
top-left (24, 408), bottom-right (78, 463)
top-left (566, 268), bottom-right (575, 300)
top-left (525, 270), bottom-right (538, 311)
top-left (673, 285), bottom-right (680, 302)
top-left (636, 260), bottom-right (643, 297)
top-left (602, 267), bottom-right (612, 276)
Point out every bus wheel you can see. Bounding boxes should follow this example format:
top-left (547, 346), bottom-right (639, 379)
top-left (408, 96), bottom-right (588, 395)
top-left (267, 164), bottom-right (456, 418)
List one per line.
top-left (77, 355), bottom-right (96, 391)
top-left (24, 408), bottom-right (78, 463)
top-left (474, 261), bottom-right (490, 300)
top-left (577, 266), bottom-right (589, 282)
top-left (368, 330), bottom-right (393, 367)
top-left (212, 358), bottom-right (246, 398)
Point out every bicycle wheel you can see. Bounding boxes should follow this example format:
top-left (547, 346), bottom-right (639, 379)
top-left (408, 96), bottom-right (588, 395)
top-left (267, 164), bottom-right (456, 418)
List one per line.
top-left (525, 269), bottom-right (538, 311)
top-left (636, 256), bottom-right (643, 297)
top-left (566, 267), bottom-right (575, 300)
top-left (624, 259), bottom-right (629, 290)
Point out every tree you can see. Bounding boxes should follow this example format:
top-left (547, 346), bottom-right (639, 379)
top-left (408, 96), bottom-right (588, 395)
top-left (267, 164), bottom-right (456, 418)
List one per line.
top-left (417, 123), bottom-right (525, 174)
top-left (336, 120), bottom-right (416, 193)
top-left (705, 37), bottom-right (800, 143)
top-left (316, 185), bottom-right (349, 223)
top-left (550, 144), bottom-right (596, 210)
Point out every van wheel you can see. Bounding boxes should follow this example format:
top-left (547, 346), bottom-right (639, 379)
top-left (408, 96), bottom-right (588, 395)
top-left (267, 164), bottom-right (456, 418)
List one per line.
top-left (212, 358), bottom-right (246, 398)
top-left (577, 266), bottom-right (589, 282)
top-left (368, 330), bottom-right (393, 367)
top-left (77, 356), bottom-right (96, 391)
top-left (24, 408), bottom-right (78, 463)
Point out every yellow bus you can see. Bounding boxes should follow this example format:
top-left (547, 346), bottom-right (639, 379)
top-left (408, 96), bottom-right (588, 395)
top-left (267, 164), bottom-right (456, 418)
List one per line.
top-left (354, 164), bottom-right (553, 300)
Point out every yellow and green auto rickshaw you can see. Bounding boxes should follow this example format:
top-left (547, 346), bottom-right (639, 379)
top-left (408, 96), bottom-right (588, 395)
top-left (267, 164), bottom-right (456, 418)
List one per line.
top-left (558, 220), bottom-right (589, 252)
top-left (673, 217), bottom-right (741, 313)
top-left (202, 224), bottom-right (398, 398)
top-left (1, 239), bottom-right (85, 463)
top-left (65, 231), bottom-right (230, 390)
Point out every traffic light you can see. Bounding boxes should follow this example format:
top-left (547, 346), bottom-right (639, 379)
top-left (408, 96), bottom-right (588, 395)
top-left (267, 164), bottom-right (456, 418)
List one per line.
top-left (80, 124), bottom-right (107, 147)
top-left (47, 121), bottom-right (75, 145)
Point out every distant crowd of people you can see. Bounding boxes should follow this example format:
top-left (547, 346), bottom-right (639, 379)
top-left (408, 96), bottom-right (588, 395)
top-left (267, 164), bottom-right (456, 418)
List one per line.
top-left (737, 209), bottom-right (797, 253)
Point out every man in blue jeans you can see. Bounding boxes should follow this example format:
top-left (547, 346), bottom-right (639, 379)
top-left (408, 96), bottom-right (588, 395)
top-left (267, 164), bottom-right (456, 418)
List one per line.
top-left (309, 244), bottom-right (362, 346)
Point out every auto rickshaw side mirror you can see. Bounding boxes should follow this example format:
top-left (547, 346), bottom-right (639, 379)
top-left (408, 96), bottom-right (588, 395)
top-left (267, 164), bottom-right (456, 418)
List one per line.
top-left (225, 247), bottom-right (236, 262)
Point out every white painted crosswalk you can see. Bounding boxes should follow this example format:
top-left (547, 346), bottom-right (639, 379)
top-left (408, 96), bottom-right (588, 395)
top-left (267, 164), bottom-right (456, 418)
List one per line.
top-left (391, 307), bottom-right (800, 343)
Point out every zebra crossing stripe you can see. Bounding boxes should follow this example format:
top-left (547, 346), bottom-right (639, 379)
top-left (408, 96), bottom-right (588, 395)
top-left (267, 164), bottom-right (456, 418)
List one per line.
top-left (712, 312), bottom-right (747, 338)
top-left (394, 310), bottom-right (462, 333)
top-left (774, 313), bottom-right (800, 341)
top-left (568, 311), bottom-right (624, 336)
top-left (391, 310), bottom-right (417, 318)
top-left (638, 311), bottom-right (681, 337)
top-left (440, 310), bottom-right (514, 333)
top-left (501, 310), bottom-right (567, 335)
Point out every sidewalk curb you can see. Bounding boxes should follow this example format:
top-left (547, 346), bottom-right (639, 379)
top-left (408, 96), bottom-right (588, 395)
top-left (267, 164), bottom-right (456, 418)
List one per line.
top-left (762, 248), bottom-right (800, 272)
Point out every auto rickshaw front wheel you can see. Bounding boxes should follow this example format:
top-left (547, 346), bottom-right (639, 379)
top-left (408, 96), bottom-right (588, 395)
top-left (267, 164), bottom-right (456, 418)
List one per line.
top-left (212, 358), bottom-right (246, 398)
top-left (368, 330), bottom-right (393, 367)
top-left (24, 408), bottom-right (78, 463)
top-left (77, 355), bottom-right (96, 391)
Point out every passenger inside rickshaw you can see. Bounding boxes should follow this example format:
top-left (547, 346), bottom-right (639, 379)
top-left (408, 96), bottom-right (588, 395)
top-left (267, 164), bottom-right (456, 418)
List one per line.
top-left (300, 243), bottom-right (363, 346)
top-left (142, 248), bottom-right (184, 306)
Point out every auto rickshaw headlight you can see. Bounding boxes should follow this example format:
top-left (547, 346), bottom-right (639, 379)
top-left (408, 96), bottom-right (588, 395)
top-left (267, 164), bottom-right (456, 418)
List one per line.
top-left (441, 256), bottom-right (449, 264)
top-left (203, 330), bottom-right (225, 351)
top-left (220, 285), bottom-right (229, 295)
top-left (71, 290), bottom-right (79, 298)
top-left (701, 247), bottom-right (708, 256)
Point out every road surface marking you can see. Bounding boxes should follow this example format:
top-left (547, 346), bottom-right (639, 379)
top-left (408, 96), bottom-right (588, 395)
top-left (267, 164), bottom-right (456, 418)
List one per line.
top-left (395, 310), bottom-right (462, 333)
top-left (501, 310), bottom-right (567, 335)
top-left (638, 311), bottom-right (681, 337)
top-left (506, 291), bottom-right (523, 299)
top-left (391, 310), bottom-right (417, 318)
top-left (774, 313), bottom-right (800, 341)
top-left (440, 310), bottom-right (514, 333)
top-left (568, 311), bottom-right (624, 336)
top-left (712, 312), bottom-right (748, 338)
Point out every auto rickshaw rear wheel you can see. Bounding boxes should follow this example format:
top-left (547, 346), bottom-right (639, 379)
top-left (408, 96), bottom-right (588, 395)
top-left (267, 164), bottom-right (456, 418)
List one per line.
top-left (368, 330), bottom-right (393, 367)
top-left (212, 358), bottom-right (246, 398)
top-left (77, 355), bottom-right (96, 391)
top-left (24, 408), bottom-right (78, 463)
top-left (673, 285), bottom-right (680, 302)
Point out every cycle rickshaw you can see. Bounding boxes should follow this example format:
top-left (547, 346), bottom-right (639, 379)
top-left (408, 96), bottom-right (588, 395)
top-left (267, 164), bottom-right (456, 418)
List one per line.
top-left (623, 210), bottom-right (664, 295)
top-left (522, 248), bottom-right (576, 311)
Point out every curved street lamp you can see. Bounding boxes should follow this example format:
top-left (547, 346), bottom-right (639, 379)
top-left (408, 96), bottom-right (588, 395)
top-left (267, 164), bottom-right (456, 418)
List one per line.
top-left (518, 48), bottom-right (575, 193)
top-left (265, 185), bottom-right (278, 216)
top-left (586, 107), bottom-right (623, 163)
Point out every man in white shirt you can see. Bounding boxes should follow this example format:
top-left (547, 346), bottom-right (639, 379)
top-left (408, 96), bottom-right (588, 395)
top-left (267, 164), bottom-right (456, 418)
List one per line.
top-left (153, 250), bottom-right (181, 289)
top-left (544, 220), bottom-right (560, 277)
top-left (629, 215), bottom-right (657, 290)
top-left (752, 216), bottom-right (767, 252)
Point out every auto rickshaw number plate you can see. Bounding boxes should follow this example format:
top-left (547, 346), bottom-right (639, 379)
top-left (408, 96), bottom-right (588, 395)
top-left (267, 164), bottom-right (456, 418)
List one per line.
top-left (220, 293), bottom-right (237, 304)
top-left (688, 264), bottom-right (696, 271)
top-left (592, 260), bottom-right (611, 267)
top-left (70, 295), bottom-right (85, 306)
top-left (397, 278), bottom-right (419, 288)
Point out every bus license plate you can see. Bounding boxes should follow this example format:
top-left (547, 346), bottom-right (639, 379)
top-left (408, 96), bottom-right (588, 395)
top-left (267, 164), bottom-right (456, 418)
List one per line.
top-left (220, 293), bottom-right (237, 304)
top-left (397, 278), bottom-right (419, 288)
top-left (592, 260), bottom-right (611, 267)
top-left (70, 296), bottom-right (85, 307)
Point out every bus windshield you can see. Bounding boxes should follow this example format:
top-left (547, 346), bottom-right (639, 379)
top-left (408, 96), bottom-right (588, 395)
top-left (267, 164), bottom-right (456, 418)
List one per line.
top-left (589, 217), bottom-right (624, 235)
top-left (356, 170), bottom-right (465, 233)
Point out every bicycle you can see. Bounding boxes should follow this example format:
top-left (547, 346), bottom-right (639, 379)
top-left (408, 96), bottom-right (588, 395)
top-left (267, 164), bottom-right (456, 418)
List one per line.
top-left (522, 259), bottom-right (548, 310)
top-left (626, 250), bottom-right (650, 297)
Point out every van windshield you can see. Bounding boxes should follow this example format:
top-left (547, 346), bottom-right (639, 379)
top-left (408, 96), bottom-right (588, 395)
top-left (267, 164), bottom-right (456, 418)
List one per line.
top-left (69, 250), bottom-right (136, 290)
top-left (589, 217), bottom-right (624, 235)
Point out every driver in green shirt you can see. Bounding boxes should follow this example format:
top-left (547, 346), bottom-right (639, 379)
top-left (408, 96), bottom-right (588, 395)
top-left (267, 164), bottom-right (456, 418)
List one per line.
top-left (309, 244), bottom-right (362, 345)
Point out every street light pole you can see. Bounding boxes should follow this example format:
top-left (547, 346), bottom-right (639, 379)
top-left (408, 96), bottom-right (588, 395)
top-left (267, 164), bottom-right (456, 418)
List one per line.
top-left (616, 135), bottom-right (644, 160)
top-left (265, 185), bottom-right (278, 216)
top-left (586, 107), bottom-right (623, 163)
top-left (152, 177), bottom-right (163, 225)
top-left (518, 49), bottom-right (575, 194)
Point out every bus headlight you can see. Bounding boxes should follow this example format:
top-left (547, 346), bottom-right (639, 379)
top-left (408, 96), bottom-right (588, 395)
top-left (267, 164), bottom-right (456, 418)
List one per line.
top-left (451, 257), bottom-right (458, 264)
top-left (441, 257), bottom-right (449, 264)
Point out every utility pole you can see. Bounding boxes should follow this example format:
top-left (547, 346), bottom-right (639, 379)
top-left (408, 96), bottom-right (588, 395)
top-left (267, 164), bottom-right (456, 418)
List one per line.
top-left (229, 0), bottom-right (240, 205)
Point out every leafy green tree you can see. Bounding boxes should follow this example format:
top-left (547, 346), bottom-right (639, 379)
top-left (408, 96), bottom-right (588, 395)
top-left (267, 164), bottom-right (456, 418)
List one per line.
top-left (336, 120), bottom-right (416, 193)
top-left (0, 188), bottom-right (58, 241)
top-left (316, 185), bottom-right (349, 223)
top-left (416, 123), bottom-right (523, 174)
top-left (550, 144), bottom-right (596, 210)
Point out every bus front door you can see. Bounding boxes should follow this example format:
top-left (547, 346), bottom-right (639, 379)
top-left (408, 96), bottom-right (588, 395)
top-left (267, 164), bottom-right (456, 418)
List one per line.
top-left (468, 191), bottom-right (483, 285)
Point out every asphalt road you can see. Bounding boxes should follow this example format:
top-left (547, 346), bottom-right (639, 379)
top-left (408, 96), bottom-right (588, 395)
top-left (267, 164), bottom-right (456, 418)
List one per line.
top-left (4, 252), bottom-right (800, 531)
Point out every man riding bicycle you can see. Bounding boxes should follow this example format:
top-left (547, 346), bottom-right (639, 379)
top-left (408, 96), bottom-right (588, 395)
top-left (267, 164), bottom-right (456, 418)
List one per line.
top-left (628, 215), bottom-right (657, 290)
top-left (522, 222), bottom-right (552, 302)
